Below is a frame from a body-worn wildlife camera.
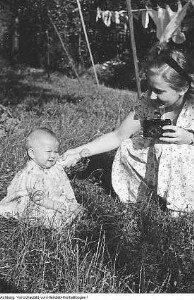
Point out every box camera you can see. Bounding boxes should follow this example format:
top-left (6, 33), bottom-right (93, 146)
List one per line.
top-left (143, 118), bottom-right (171, 139)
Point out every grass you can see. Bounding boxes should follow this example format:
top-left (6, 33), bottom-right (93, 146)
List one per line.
top-left (0, 66), bottom-right (194, 293)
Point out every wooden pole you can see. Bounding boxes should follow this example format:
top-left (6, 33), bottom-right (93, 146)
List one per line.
top-left (11, 15), bottom-right (20, 65)
top-left (45, 30), bottom-right (50, 78)
top-left (76, 0), bottom-right (99, 86)
top-left (126, 0), bottom-right (141, 98)
top-left (49, 15), bottom-right (81, 83)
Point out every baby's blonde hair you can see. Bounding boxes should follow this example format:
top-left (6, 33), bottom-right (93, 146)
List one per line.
top-left (26, 127), bottom-right (58, 150)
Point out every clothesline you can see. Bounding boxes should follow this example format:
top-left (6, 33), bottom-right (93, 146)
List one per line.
top-left (96, 1), bottom-right (193, 44)
top-left (85, 8), bottom-right (153, 13)
top-left (131, 9), bottom-right (152, 12)
top-left (83, 8), bottom-right (174, 14)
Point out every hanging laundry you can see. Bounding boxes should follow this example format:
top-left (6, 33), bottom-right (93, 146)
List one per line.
top-left (115, 11), bottom-right (120, 24)
top-left (159, 1), bottom-right (190, 44)
top-left (148, 1), bottom-right (189, 44)
top-left (163, 1), bottom-right (185, 43)
top-left (166, 2), bottom-right (180, 19)
top-left (148, 6), bottom-right (171, 40)
top-left (141, 7), bottom-right (150, 28)
top-left (119, 11), bottom-right (128, 32)
top-left (96, 7), bottom-right (147, 30)
top-left (96, 1), bottom-right (192, 40)
top-left (96, 7), bottom-right (102, 22)
top-left (96, 8), bottom-right (129, 31)
top-left (102, 10), bottom-right (112, 27)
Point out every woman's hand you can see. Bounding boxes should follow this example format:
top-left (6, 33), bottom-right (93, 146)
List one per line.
top-left (59, 149), bottom-right (81, 168)
top-left (160, 125), bottom-right (193, 145)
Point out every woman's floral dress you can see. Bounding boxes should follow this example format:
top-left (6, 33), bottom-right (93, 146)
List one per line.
top-left (0, 160), bottom-right (82, 228)
top-left (112, 93), bottom-right (194, 212)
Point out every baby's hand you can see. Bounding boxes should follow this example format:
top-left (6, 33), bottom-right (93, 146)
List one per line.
top-left (59, 149), bottom-right (81, 168)
top-left (33, 191), bottom-right (44, 203)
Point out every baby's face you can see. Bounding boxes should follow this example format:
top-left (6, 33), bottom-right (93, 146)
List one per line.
top-left (32, 136), bottom-right (59, 169)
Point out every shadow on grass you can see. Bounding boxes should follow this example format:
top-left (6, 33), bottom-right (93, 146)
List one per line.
top-left (0, 278), bottom-right (21, 293)
top-left (69, 152), bottom-right (116, 196)
top-left (0, 68), bottom-right (81, 108)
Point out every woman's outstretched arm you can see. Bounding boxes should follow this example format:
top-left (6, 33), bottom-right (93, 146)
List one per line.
top-left (60, 110), bottom-right (141, 167)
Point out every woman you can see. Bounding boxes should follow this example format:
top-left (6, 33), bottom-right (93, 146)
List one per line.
top-left (61, 45), bottom-right (194, 214)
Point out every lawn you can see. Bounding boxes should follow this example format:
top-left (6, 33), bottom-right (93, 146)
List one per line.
top-left (0, 67), bottom-right (194, 293)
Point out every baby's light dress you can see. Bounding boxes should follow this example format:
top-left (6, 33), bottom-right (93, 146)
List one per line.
top-left (0, 160), bottom-right (82, 228)
top-left (112, 93), bottom-right (194, 212)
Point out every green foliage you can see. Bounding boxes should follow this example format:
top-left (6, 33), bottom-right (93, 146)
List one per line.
top-left (7, 0), bottom-right (148, 71)
top-left (7, 0), bottom-right (77, 71)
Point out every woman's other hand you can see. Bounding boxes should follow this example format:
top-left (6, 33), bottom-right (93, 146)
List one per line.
top-left (160, 125), bottom-right (193, 145)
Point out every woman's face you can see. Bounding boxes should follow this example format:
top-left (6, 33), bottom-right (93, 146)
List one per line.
top-left (148, 74), bottom-right (185, 109)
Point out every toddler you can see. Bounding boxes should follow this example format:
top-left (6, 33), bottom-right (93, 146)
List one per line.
top-left (0, 127), bottom-right (82, 229)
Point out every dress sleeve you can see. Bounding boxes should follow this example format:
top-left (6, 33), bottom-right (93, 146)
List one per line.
top-left (60, 170), bottom-right (76, 201)
top-left (0, 169), bottom-right (29, 204)
top-left (52, 165), bottom-right (82, 215)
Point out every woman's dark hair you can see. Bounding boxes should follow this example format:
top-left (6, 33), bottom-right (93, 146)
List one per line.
top-left (147, 46), bottom-right (194, 93)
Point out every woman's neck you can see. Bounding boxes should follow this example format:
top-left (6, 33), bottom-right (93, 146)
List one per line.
top-left (165, 95), bottom-right (185, 113)
top-left (163, 95), bottom-right (186, 125)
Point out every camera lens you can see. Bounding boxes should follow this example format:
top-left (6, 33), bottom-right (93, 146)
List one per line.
top-left (149, 126), bottom-right (162, 138)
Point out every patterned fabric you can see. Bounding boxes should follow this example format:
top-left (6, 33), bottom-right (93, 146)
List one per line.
top-left (0, 160), bottom-right (82, 228)
top-left (112, 93), bottom-right (194, 212)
